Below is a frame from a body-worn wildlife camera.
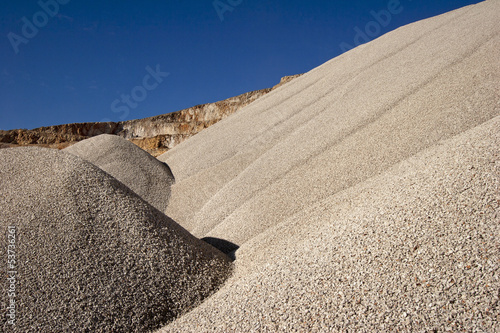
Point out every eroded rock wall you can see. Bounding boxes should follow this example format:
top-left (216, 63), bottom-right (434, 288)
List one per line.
top-left (0, 75), bottom-right (302, 156)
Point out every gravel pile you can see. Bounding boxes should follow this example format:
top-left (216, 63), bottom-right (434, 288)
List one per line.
top-left (0, 147), bottom-right (232, 332)
top-left (160, 0), bottom-right (499, 246)
top-left (160, 115), bottom-right (499, 332)
top-left (156, 1), bottom-right (499, 331)
top-left (65, 134), bottom-right (175, 212)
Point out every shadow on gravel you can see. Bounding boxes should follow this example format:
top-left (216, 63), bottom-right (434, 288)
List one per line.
top-left (201, 237), bottom-right (239, 261)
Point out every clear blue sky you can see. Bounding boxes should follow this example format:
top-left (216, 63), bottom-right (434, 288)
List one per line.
top-left (0, 0), bottom-right (482, 130)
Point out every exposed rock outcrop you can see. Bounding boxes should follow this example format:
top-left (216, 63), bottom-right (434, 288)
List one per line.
top-left (0, 74), bottom-right (302, 156)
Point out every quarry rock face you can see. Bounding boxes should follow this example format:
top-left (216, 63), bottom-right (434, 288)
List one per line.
top-left (0, 75), bottom-right (302, 156)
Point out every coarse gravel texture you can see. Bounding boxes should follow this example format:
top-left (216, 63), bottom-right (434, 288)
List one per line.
top-left (65, 134), bottom-right (175, 212)
top-left (0, 147), bottom-right (232, 332)
top-left (159, 0), bottom-right (500, 246)
top-left (159, 106), bottom-right (500, 333)
top-left (156, 0), bottom-right (500, 331)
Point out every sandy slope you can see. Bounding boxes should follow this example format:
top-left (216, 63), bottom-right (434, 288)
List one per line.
top-left (159, 0), bottom-right (499, 248)
top-left (157, 0), bottom-right (499, 331)
top-left (160, 105), bottom-right (499, 333)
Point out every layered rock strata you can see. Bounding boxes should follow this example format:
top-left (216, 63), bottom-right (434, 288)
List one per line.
top-left (0, 74), bottom-right (302, 156)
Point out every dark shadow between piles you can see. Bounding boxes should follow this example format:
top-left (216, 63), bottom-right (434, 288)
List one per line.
top-left (201, 237), bottom-right (239, 261)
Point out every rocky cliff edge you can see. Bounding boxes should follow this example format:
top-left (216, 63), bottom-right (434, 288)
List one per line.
top-left (0, 74), bottom-right (302, 156)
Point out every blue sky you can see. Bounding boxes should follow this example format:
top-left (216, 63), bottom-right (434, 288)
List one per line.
top-left (1, 0), bottom-right (482, 130)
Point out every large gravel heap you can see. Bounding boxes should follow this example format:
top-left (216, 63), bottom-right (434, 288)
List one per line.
top-left (157, 1), bottom-right (499, 331)
top-left (0, 147), bottom-right (232, 332)
top-left (64, 134), bottom-right (175, 212)
top-left (160, 115), bottom-right (500, 332)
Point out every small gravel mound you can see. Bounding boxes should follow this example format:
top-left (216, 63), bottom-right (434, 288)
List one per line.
top-left (65, 134), bottom-right (175, 212)
top-left (0, 147), bottom-right (232, 332)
